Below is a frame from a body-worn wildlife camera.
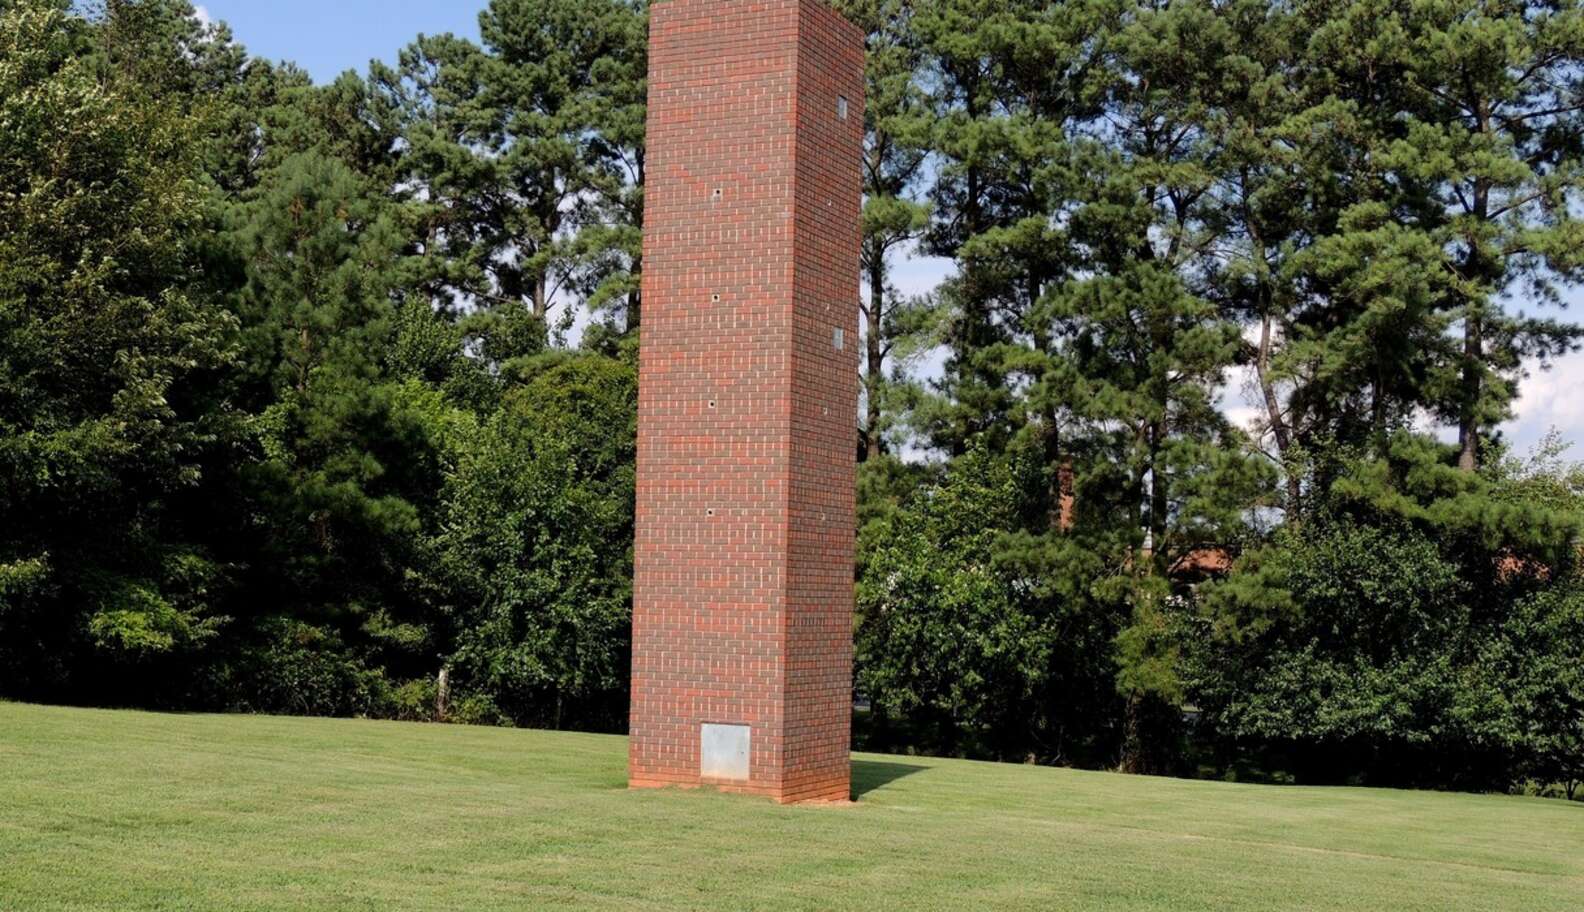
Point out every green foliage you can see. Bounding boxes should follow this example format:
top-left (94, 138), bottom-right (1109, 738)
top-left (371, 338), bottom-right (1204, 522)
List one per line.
top-left (1460, 583), bottom-right (1584, 799)
top-left (0, 0), bottom-right (238, 693)
top-left (435, 355), bottom-right (637, 730)
top-left (836, 0), bottom-right (934, 459)
top-left (227, 618), bottom-right (392, 717)
top-left (1193, 437), bottom-right (1584, 789)
top-left (224, 147), bottom-right (450, 687)
top-left (857, 447), bottom-right (1054, 757)
top-left (1197, 523), bottom-right (1466, 744)
top-left (857, 443), bottom-right (1129, 764)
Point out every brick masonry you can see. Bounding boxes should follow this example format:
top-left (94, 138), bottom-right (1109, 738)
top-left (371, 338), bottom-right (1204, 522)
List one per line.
top-left (629, 0), bottom-right (864, 804)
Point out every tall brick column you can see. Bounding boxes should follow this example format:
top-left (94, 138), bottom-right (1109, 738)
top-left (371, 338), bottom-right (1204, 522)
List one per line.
top-left (629, 0), bottom-right (864, 804)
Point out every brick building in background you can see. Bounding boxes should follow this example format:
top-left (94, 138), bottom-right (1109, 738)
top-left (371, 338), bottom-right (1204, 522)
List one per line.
top-left (628, 0), bottom-right (865, 803)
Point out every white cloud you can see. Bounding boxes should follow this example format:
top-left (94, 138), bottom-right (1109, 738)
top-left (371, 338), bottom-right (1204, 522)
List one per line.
top-left (192, 5), bottom-right (213, 28)
top-left (1503, 351), bottom-right (1584, 454)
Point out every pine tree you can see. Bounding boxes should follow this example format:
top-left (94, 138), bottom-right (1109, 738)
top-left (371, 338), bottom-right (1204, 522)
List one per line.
top-left (390, 0), bottom-right (648, 330)
top-left (224, 149), bottom-right (437, 671)
top-left (1060, 0), bottom-right (1276, 771)
top-left (837, 0), bottom-right (933, 460)
top-left (1301, 0), bottom-right (1584, 471)
top-left (911, 0), bottom-right (1113, 518)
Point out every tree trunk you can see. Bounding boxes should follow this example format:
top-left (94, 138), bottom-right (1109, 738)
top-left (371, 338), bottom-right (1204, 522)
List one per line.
top-left (1121, 694), bottom-right (1145, 774)
top-left (1459, 159), bottom-right (1491, 473)
top-left (1458, 310), bottom-right (1482, 472)
top-left (862, 249), bottom-right (886, 461)
top-left (1255, 311), bottom-right (1300, 510)
top-left (1057, 457), bottom-right (1075, 532)
top-left (533, 274), bottom-right (549, 321)
top-left (1148, 418), bottom-right (1168, 571)
top-left (626, 253), bottom-right (642, 333)
top-left (435, 666), bottom-right (450, 723)
top-left (1120, 693), bottom-right (1178, 776)
top-left (1030, 300), bottom-right (1063, 533)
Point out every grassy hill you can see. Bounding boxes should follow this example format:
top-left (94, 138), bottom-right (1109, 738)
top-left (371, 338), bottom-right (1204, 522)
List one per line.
top-left (1, 702), bottom-right (1579, 911)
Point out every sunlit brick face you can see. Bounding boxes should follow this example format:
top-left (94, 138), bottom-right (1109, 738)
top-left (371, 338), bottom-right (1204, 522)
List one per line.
top-left (628, 0), bottom-right (864, 804)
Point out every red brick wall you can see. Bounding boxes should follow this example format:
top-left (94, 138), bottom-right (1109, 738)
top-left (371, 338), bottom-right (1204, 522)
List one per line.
top-left (629, 0), bottom-right (864, 804)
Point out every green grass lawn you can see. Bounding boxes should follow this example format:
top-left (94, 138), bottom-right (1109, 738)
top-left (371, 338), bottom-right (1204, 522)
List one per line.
top-left (1, 702), bottom-right (1580, 911)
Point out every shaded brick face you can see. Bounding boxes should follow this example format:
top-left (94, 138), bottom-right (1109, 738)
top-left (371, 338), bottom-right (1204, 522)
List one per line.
top-left (629, 0), bottom-right (864, 804)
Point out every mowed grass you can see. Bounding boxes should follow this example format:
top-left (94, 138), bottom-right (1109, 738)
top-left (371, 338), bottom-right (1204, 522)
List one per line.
top-left (1, 703), bottom-right (1580, 911)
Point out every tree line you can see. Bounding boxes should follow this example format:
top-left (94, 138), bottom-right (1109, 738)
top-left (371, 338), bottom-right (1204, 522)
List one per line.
top-left (1, 0), bottom-right (1581, 799)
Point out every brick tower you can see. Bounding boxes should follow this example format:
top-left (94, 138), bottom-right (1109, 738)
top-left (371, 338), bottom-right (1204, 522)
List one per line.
top-left (628, 0), bottom-right (864, 804)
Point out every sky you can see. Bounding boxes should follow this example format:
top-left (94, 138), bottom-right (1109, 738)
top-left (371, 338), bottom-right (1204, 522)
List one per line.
top-left (194, 2), bottom-right (485, 84)
top-left (199, 1), bottom-right (1583, 458)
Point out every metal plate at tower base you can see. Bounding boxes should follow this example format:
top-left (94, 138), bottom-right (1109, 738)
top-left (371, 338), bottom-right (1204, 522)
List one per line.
top-left (700, 723), bottom-right (750, 781)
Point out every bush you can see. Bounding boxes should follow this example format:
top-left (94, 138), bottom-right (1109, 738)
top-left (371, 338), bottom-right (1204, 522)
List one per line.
top-left (389, 678), bottom-right (438, 722)
top-left (228, 619), bottom-right (391, 718)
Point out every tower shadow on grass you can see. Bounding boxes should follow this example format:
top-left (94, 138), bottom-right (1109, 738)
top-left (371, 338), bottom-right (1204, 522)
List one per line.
top-left (851, 759), bottom-right (928, 799)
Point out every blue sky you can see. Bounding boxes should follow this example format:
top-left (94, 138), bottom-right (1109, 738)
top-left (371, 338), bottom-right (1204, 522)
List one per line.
top-left (195, 2), bottom-right (486, 84)
top-left (199, 1), bottom-right (1580, 457)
